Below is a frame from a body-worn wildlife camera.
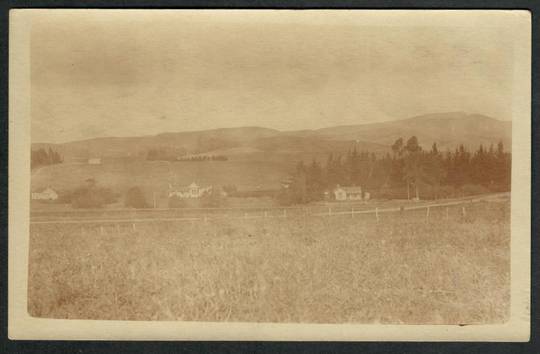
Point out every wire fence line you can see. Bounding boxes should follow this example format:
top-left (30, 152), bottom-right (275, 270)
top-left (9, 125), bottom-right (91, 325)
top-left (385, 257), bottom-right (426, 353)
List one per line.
top-left (30, 192), bottom-right (509, 216)
top-left (30, 193), bottom-right (508, 225)
top-left (310, 196), bottom-right (499, 217)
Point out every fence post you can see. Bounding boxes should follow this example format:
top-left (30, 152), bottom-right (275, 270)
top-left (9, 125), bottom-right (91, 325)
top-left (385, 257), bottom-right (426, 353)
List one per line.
top-left (100, 226), bottom-right (104, 235)
top-left (328, 207), bottom-right (332, 216)
top-left (462, 206), bottom-right (466, 218)
top-left (426, 207), bottom-right (430, 223)
top-left (446, 207), bottom-right (449, 221)
top-left (375, 207), bottom-right (379, 222)
top-left (351, 207), bottom-right (354, 218)
top-left (132, 223), bottom-right (136, 232)
top-left (264, 211), bottom-right (268, 218)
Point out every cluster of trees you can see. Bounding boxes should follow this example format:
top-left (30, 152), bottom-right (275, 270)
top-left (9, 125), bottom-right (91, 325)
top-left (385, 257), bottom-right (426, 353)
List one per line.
top-left (278, 137), bottom-right (511, 205)
top-left (68, 179), bottom-right (118, 209)
top-left (147, 147), bottom-right (228, 162)
top-left (58, 181), bottom-right (148, 209)
top-left (31, 148), bottom-right (63, 169)
top-left (125, 187), bottom-right (149, 208)
top-left (59, 182), bottom-right (147, 209)
top-left (176, 155), bottom-right (228, 162)
top-left (221, 184), bottom-right (276, 198)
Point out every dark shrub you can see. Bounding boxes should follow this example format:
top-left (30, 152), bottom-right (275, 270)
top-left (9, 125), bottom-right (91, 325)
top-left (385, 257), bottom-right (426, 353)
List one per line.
top-left (222, 184), bottom-right (238, 196)
top-left (168, 196), bottom-right (186, 208)
top-left (276, 189), bottom-right (296, 206)
top-left (71, 186), bottom-right (117, 209)
top-left (200, 191), bottom-right (226, 208)
top-left (125, 187), bottom-right (149, 209)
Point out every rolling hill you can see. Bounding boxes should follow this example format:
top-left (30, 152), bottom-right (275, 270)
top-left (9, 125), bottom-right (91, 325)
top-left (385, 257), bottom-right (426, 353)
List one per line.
top-left (301, 112), bottom-right (511, 151)
top-left (31, 113), bottom-right (511, 196)
top-left (33, 112), bottom-right (511, 162)
top-left (32, 127), bottom-right (282, 161)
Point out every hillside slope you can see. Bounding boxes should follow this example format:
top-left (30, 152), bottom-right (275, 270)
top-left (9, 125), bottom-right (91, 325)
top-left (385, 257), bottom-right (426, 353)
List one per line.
top-left (32, 113), bottom-right (511, 161)
top-left (309, 112), bottom-right (511, 151)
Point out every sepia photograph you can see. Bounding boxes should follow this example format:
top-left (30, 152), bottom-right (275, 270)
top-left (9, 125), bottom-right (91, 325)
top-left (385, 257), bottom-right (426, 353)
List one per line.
top-left (8, 9), bottom-right (531, 341)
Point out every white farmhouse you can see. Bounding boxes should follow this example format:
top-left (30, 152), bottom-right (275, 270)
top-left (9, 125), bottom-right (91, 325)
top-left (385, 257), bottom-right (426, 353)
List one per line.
top-left (333, 185), bottom-right (363, 201)
top-left (168, 182), bottom-right (212, 199)
top-left (31, 187), bottom-right (59, 201)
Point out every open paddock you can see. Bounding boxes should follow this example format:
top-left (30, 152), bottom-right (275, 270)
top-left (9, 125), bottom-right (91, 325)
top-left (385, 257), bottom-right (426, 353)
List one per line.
top-left (27, 198), bottom-right (510, 324)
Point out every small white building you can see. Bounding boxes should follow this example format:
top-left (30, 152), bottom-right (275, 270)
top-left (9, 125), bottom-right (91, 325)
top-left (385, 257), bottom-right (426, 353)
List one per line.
top-left (280, 178), bottom-right (294, 189)
top-left (31, 187), bottom-right (58, 201)
top-left (168, 182), bottom-right (212, 199)
top-left (88, 158), bottom-right (101, 165)
top-left (334, 186), bottom-right (363, 201)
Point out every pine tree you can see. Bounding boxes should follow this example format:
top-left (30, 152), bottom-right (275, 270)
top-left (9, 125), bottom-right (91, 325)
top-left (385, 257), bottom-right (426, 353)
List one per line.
top-left (403, 136), bottom-right (423, 200)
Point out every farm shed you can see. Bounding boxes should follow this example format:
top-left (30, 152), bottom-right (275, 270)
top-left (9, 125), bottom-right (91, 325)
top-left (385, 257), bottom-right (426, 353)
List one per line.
top-left (31, 187), bottom-right (59, 201)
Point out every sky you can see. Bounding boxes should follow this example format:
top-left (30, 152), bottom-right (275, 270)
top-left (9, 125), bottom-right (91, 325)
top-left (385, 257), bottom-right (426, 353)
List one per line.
top-left (30, 10), bottom-right (518, 143)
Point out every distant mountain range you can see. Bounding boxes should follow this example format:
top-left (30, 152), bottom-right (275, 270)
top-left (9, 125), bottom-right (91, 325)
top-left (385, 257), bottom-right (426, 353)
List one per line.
top-left (33, 112), bottom-right (511, 161)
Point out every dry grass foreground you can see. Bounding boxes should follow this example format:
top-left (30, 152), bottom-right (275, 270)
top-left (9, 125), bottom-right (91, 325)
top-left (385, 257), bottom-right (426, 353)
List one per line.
top-left (28, 200), bottom-right (510, 324)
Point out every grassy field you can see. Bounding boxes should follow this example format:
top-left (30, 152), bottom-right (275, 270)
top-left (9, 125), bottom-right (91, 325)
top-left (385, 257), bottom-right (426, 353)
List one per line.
top-left (28, 199), bottom-right (510, 324)
top-left (31, 158), bottom-right (293, 195)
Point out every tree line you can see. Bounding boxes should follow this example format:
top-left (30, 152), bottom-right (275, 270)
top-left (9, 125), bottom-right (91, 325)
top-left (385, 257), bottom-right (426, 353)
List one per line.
top-left (147, 147), bottom-right (228, 161)
top-left (31, 148), bottom-right (63, 169)
top-left (176, 155), bottom-right (228, 162)
top-left (278, 136), bottom-right (511, 205)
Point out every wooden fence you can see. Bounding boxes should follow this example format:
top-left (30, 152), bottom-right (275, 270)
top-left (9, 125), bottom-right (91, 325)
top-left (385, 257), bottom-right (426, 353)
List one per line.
top-left (30, 193), bottom-right (508, 226)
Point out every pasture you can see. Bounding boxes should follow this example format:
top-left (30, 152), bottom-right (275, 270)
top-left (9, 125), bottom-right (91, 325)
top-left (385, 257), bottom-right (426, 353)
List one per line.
top-left (31, 158), bottom-right (293, 196)
top-left (28, 198), bottom-right (510, 324)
